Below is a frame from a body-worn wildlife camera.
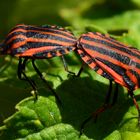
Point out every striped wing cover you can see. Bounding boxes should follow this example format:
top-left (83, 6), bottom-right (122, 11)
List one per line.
top-left (1, 24), bottom-right (77, 58)
top-left (78, 32), bottom-right (140, 90)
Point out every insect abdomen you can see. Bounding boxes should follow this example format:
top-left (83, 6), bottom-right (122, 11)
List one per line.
top-left (78, 32), bottom-right (140, 90)
top-left (2, 24), bottom-right (77, 58)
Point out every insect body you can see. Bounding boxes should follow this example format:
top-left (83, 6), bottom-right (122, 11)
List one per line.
top-left (0, 24), bottom-right (77, 102)
top-left (78, 32), bottom-right (140, 90)
top-left (77, 32), bottom-right (140, 133)
top-left (2, 24), bottom-right (76, 58)
top-left (1, 24), bottom-right (140, 133)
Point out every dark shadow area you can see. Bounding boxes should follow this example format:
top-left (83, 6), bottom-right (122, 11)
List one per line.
top-left (0, 0), bottom-right (19, 39)
top-left (82, 0), bottom-right (140, 19)
top-left (22, 14), bottom-right (68, 28)
top-left (0, 69), bottom-right (57, 126)
top-left (0, 80), bottom-right (29, 125)
top-left (0, 0), bottom-right (76, 41)
top-left (55, 76), bottom-right (138, 139)
top-left (0, 54), bottom-right (79, 125)
top-left (0, 67), bottom-right (140, 139)
top-left (0, 15), bottom-right (68, 41)
top-left (108, 29), bottom-right (129, 36)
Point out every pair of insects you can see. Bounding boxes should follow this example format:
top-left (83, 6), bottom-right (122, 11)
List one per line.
top-left (0, 24), bottom-right (140, 133)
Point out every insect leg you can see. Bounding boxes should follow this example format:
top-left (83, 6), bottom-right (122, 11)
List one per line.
top-left (123, 74), bottom-right (140, 125)
top-left (94, 82), bottom-right (119, 121)
top-left (17, 57), bottom-right (38, 100)
top-left (76, 66), bottom-right (84, 77)
top-left (104, 80), bottom-right (113, 104)
top-left (128, 91), bottom-right (140, 125)
top-left (17, 57), bottom-right (26, 80)
top-left (111, 83), bottom-right (119, 106)
top-left (61, 55), bottom-right (76, 76)
top-left (32, 59), bottom-right (62, 105)
top-left (94, 80), bottom-right (113, 121)
top-left (80, 80), bottom-right (114, 135)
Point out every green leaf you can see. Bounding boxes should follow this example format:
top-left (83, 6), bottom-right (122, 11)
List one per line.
top-left (0, 61), bottom-right (140, 139)
top-left (0, 96), bottom-right (90, 139)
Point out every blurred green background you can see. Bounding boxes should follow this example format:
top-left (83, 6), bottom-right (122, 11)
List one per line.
top-left (1, 0), bottom-right (140, 139)
top-left (0, 0), bottom-right (140, 38)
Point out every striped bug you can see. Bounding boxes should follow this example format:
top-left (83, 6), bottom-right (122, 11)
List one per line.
top-left (76, 32), bottom-right (140, 133)
top-left (1, 24), bottom-right (140, 133)
top-left (0, 24), bottom-right (77, 102)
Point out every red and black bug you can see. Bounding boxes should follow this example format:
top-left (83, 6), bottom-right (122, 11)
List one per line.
top-left (0, 24), bottom-right (77, 102)
top-left (1, 24), bottom-right (140, 133)
top-left (76, 32), bottom-right (140, 133)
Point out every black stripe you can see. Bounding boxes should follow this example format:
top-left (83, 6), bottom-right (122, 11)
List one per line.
top-left (33, 48), bottom-right (67, 58)
top-left (5, 31), bottom-right (26, 43)
top-left (11, 43), bottom-right (74, 55)
top-left (86, 59), bottom-right (93, 64)
top-left (11, 42), bottom-right (62, 55)
top-left (27, 42), bottom-right (72, 48)
top-left (5, 31), bottom-right (75, 44)
top-left (33, 51), bottom-right (48, 58)
top-left (79, 52), bottom-right (86, 57)
top-left (6, 37), bottom-right (25, 44)
top-left (97, 33), bottom-right (133, 50)
top-left (95, 57), bottom-right (126, 76)
top-left (66, 47), bottom-right (73, 52)
top-left (93, 66), bottom-right (99, 71)
top-left (83, 43), bottom-right (140, 69)
top-left (5, 25), bottom-right (76, 43)
top-left (2, 38), bottom-right (25, 53)
top-left (27, 26), bottom-right (76, 40)
top-left (78, 50), bottom-right (114, 80)
top-left (123, 74), bottom-right (135, 89)
top-left (49, 51), bottom-right (57, 57)
top-left (82, 35), bottom-right (140, 59)
top-left (95, 59), bottom-right (135, 89)
top-left (9, 25), bottom-right (26, 32)
top-left (129, 69), bottom-right (140, 87)
top-left (59, 49), bottom-right (66, 55)
top-left (11, 45), bottom-right (28, 55)
top-left (101, 71), bottom-right (114, 80)
top-left (26, 32), bottom-right (75, 43)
